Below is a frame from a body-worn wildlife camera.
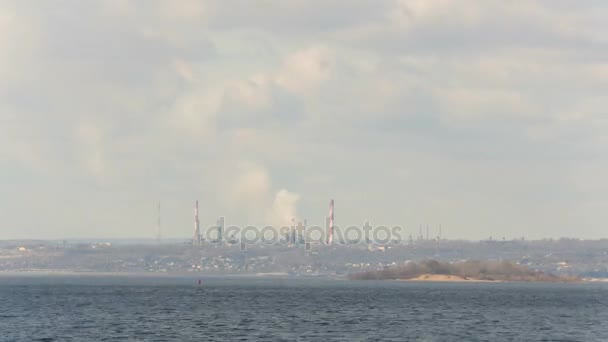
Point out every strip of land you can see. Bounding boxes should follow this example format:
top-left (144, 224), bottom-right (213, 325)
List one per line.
top-left (349, 260), bottom-right (580, 282)
top-left (400, 274), bottom-right (500, 282)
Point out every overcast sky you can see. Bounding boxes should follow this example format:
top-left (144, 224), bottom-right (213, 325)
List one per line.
top-left (1, 0), bottom-right (607, 240)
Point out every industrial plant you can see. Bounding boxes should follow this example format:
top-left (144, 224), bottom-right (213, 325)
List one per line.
top-left (189, 198), bottom-right (337, 247)
top-left (2, 198), bottom-right (607, 280)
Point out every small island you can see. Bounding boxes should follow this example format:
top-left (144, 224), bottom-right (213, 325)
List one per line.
top-left (349, 260), bottom-right (580, 282)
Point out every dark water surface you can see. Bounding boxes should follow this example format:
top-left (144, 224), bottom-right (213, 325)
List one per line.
top-left (0, 275), bottom-right (607, 341)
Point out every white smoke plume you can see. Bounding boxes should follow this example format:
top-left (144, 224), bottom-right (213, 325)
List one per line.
top-left (225, 162), bottom-right (300, 227)
top-left (266, 189), bottom-right (300, 228)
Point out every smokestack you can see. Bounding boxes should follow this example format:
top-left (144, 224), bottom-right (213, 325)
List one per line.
top-left (327, 199), bottom-right (334, 244)
top-left (193, 200), bottom-right (201, 245)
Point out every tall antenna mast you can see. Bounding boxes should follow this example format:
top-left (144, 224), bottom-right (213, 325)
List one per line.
top-left (193, 200), bottom-right (201, 245)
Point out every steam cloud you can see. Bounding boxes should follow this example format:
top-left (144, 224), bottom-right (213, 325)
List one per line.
top-left (226, 162), bottom-right (300, 227)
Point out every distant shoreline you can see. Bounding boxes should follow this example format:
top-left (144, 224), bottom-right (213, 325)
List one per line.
top-left (396, 274), bottom-right (502, 282)
top-left (349, 260), bottom-right (584, 283)
top-left (394, 274), bottom-right (596, 283)
top-left (1, 270), bottom-right (606, 283)
top-left (0, 270), bottom-right (306, 279)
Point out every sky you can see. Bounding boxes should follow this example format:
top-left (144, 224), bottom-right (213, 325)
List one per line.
top-left (1, 0), bottom-right (607, 240)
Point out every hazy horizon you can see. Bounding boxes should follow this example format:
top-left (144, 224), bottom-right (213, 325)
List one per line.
top-left (2, 1), bottom-right (607, 240)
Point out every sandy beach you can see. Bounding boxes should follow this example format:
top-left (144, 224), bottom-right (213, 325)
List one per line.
top-left (399, 274), bottom-right (501, 282)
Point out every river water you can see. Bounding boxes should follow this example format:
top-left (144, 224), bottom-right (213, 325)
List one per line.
top-left (0, 276), bottom-right (606, 341)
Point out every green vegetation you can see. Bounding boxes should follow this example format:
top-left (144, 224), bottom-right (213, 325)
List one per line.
top-left (349, 260), bottom-right (580, 282)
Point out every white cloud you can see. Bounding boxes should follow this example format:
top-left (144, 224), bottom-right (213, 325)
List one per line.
top-left (276, 46), bottom-right (334, 94)
top-left (172, 58), bottom-right (197, 82)
top-left (227, 162), bottom-right (272, 212)
top-left (389, 0), bottom-right (483, 27)
top-left (1, 1), bottom-right (608, 239)
top-left (224, 75), bottom-right (274, 110)
top-left (74, 122), bottom-right (111, 182)
top-left (167, 87), bottom-right (222, 138)
top-left (0, 4), bottom-right (40, 82)
top-left (222, 162), bottom-right (300, 227)
top-left (154, 0), bottom-right (208, 21)
top-left (437, 87), bottom-right (533, 121)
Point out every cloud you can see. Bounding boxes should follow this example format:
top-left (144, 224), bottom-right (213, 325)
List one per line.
top-left (75, 122), bottom-right (110, 182)
top-left (196, 0), bottom-right (388, 34)
top-left (154, 0), bottom-right (208, 21)
top-left (227, 162), bottom-right (272, 213)
top-left (1, 1), bottom-right (608, 239)
top-left (222, 162), bottom-right (300, 227)
top-left (168, 86), bottom-right (222, 139)
top-left (276, 46), bottom-right (334, 94)
top-left (437, 87), bottom-right (533, 122)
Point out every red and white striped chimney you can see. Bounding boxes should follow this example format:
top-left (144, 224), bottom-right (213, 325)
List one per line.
top-left (327, 199), bottom-right (334, 244)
